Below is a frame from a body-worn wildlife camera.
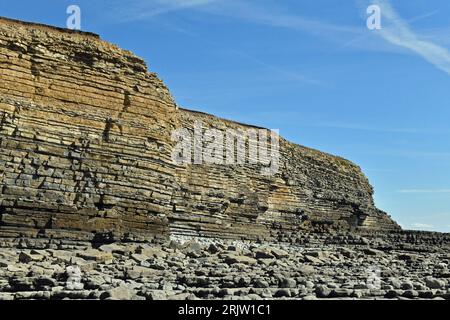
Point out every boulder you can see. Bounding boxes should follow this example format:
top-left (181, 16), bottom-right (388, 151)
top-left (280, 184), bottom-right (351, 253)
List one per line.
top-left (221, 254), bottom-right (257, 265)
top-left (19, 252), bottom-right (44, 263)
top-left (425, 277), bottom-right (446, 290)
top-left (77, 249), bottom-right (113, 263)
top-left (102, 285), bottom-right (134, 300)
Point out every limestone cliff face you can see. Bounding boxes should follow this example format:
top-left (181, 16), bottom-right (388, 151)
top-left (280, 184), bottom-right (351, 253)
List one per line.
top-left (0, 17), bottom-right (400, 244)
top-left (172, 110), bottom-right (399, 241)
top-left (0, 17), bottom-right (178, 243)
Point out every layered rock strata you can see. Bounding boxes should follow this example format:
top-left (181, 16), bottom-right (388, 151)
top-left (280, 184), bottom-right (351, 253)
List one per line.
top-left (172, 110), bottom-right (399, 240)
top-left (0, 17), bottom-right (400, 245)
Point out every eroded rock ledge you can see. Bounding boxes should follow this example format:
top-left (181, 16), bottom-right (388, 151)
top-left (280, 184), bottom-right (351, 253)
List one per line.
top-left (0, 16), bottom-right (400, 245)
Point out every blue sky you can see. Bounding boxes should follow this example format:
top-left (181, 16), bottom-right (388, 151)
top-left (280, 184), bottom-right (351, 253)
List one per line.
top-left (2, 0), bottom-right (450, 232)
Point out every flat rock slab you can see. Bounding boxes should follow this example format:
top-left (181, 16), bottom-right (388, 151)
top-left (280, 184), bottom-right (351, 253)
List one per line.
top-left (77, 249), bottom-right (113, 263)
top-left (0, 233), bottom-right (449, 300)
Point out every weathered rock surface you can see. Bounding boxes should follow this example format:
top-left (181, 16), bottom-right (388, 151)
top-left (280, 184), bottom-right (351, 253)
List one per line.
top-left (0, 17), bottom-right (176, 243)
top-left (0, 233), bottom-right (449, 300)
top-left (0, 17), bottom-right (400, 244)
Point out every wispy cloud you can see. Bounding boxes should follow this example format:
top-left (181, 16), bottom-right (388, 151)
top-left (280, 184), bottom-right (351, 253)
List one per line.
top-left (372, 0), bottom-right (450, 75)
top-left (410, 222), bottom-right (434, 229)
top-left (118, 1), bottom-right (365, 41)
top-left (305, 121), bottom-right (450, 136)
top-left (398, 189), bottom-right (450, 194)
top-left (108, 0), bottom-right (450, 62)
top-left (341, 7), bottom-right (439, 49)
top-left (109, 0), bottom-right (450, 76)
top-left (207, 1), bottom-right (361, 37)
top-left (366, 149), bottom-right (450, 160)
top-left (203, 1), bottom-right (450, 59)
top-left (110, 0), bottom-right (219, 22)
top-left (309, 122), bottom-right (422, 134)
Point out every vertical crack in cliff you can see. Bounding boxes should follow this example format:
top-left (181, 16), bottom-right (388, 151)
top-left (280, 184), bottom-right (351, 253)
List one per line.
top-left (102, 118), bottom-right (114, 143)
top-left (0, 205), bottom-right (5, 227)
top-left (71, 136), bottom-right (92, 208)
top-left (122, 90), bottom-right (131, 113)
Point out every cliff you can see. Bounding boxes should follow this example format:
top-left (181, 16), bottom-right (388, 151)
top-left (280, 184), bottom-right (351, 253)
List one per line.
top-left (0, 17), bottom-right (400, 246)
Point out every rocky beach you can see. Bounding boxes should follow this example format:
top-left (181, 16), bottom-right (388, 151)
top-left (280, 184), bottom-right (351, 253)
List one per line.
top-left (1, 232), bottom-right (449, 300)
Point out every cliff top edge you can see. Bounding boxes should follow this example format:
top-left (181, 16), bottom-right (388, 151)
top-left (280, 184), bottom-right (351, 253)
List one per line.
top-left (0, 16), bottom-right (100, 39)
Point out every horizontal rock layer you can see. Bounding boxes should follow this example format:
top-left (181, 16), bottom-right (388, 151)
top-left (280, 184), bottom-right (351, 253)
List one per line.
top-left (0, 17), bottom-right (400, 244)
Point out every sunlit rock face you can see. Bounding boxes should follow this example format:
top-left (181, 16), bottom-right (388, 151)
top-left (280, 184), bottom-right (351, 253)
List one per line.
top-left (0, 17), bottom-right (400, 246)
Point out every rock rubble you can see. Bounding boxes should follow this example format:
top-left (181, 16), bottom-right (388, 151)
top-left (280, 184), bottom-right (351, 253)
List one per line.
top-left (1, 233), bottom-right (449, 300)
